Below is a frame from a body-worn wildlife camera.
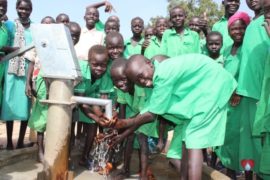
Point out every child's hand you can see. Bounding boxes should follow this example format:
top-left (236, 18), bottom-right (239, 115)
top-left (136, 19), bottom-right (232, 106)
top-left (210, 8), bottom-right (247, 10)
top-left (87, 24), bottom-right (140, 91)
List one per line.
top-left (199, 19), bottom-right (208, 31)
top-left (230, 93), bottom-right (241, 106)
top-left (25, 82), bottom-right (33, 98)
top-left (142, 40), bottom-right (150, 50)
top-left (97, 114), bottom-right (118, 127)
top-left (104, 1), bottom-right (116, 13)
top-left (109, 133), bottom-right (125, 147)
top-left (113, 119), bottom-right (128, 129)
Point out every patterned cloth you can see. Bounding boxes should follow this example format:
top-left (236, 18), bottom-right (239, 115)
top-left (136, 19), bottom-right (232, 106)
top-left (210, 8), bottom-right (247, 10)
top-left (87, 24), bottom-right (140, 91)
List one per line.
top-left (8, 19), bottom-right (26, 76)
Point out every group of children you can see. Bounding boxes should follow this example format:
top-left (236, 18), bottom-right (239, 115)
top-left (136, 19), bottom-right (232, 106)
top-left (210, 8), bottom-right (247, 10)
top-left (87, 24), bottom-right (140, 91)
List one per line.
top-left (0, 0), bottom-right (269, 180)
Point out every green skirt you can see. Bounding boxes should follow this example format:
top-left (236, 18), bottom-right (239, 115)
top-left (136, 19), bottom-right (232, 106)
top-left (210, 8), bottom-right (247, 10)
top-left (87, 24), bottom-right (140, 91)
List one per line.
top-left (216, 97), bottom-right (262, 172)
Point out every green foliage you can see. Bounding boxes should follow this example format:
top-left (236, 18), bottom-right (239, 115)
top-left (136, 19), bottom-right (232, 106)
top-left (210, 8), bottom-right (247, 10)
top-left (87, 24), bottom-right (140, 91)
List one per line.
top-left (167, 0), bottom-right (224, 27)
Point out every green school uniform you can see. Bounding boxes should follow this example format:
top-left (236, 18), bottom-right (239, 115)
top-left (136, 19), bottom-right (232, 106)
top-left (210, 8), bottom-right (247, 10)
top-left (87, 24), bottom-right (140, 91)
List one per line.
top-left (116, 85), bottom-right (145, 118)
top-left (200, 38), bottom-right (208, 55)
top-left (237, 15), bottom-right (269, 100)
top-left (95, 20), bottom-right (104, 32)
top-left (214, 55), bottom-right (225, 66)
top-left (136, 87), bottom-right (160, 139)
top-left (216, 45), bottom-right (258, 171)
top-left (0, 22), bottom-right (9, 108)
top-left (99, 60), bottom-right (117, 105)
top-left (74, 61), bottom-right (102, 124)
top-left (144, 36), bottom-right (162, 59)
top-left (160, 28), bottom-right (200, 57)
top-left (212, 16), bottom-right (233, 53)
top-left (166, 124), bottom-right (183, 159)
top-left (28, 73), bottom-right (48, 132)
top-left (147, 54), bottom-right (237, 148)
top-left (233, 16), bottom-right (268, 173)
top-left (123, 37), bottom-right (144, 58)
top-left (1, 22), bottom-right (32, 121)
top-left (253, 42), bottom-right (270, 176)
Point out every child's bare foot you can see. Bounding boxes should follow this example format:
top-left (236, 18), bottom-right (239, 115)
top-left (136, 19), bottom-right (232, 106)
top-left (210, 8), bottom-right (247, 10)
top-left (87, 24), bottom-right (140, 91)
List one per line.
top-left (37, 150), bottom-right (44, 163)
top-left (6, 143), bottom-right (14, 150)
top-left (139, 168), bottom-right (155, 180)
top-left (114, 169), bottom-right (130, 179)
top-left (16, 142), bottom-right (34, 149)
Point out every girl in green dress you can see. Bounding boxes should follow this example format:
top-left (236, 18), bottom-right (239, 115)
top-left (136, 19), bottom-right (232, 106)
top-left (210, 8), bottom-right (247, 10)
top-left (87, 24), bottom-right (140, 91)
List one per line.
top-left (215, 11), bottom-right (251, 180)
top-left (1, 0), bottom-right (34, 150)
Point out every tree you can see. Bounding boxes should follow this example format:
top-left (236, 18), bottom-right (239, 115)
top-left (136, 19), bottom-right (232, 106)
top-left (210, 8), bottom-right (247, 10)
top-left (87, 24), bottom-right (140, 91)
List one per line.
top-left (167, 0), bottom-right (224, 27)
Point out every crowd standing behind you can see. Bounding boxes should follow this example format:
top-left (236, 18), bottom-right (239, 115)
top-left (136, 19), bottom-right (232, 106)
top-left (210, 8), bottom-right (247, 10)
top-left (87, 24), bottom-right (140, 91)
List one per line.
top-left (0, 0), bottom-right (269, 180)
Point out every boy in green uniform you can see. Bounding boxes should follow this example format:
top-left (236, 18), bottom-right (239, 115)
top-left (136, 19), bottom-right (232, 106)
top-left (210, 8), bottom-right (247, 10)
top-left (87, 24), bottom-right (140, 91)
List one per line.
top-left (112, 54), bottom-right (237, 180)
top-left (212, 0), bottom-right (240, 53)
top-left (104, 19), bottom-right (119, 35)
top-left (111, 57), bottom-right (167, 180)
top-left (253, 0), bottom-right (270, 178)
top-left (143, 17), bottom-right (169, 59)
top-left (206, 31), bottom-right (224, 66)
top-left (110, 58), bottom-right (148, 179)
top-left (189, 16), bottom-right (209, 54)
top-left (161, 7), bottom-right (200, 57)
top-left (99, 32), bottom-right (124, 103)
top-left (124, 17), bottom-right (144, 58)
top-left (76, 45), bottom-right (110, 168)
top-left (236, 1), bottom-right (268, 178)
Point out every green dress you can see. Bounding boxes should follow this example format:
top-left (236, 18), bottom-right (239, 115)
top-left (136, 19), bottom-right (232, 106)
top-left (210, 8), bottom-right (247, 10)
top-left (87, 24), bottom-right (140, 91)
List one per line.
top-left (253, 41), bottom-right (270, 176)
top-left (216, 45), bottom-right (252, 171)
top-left (123, 37), bottom-right (144, 58)
top-left (212, 16), bottom-right (233, 53)
top-left (28, 73), bottom-right (47, 132)
top-left (144, 36), bottom-right (162, 59)
top-left (147, 54), bottom-right (237, 149)
top-left (0, 22), bottom-right (9, 109)
top-left (160, 28), bottom-right (200, 57)
top-left (74, 61), bottom-right (102, 124)
top-left (235, 15), bottom-right (268, 173)
top-left (1, 22), bottom-right (32, 121)
top-left (237, 15), bottom-right (269, 100)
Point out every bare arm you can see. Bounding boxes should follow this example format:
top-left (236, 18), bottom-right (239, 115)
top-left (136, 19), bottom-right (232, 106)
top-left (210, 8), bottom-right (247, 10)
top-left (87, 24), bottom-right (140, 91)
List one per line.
top-left (25, 61), bottom-right (34, 98)
top-left (86, 1), bottom-right (115, 13)
top-left (114, 112), bottom-right (156, 130)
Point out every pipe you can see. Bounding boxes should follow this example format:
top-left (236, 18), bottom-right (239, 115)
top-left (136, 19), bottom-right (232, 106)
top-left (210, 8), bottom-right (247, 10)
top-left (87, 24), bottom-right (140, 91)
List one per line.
top-left (71, 96), bottom-right (112, 119)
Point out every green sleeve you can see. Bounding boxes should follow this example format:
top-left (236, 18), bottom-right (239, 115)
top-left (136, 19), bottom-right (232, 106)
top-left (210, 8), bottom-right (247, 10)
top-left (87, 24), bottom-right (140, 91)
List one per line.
top-left (116, 89), bottom-right (127, 104)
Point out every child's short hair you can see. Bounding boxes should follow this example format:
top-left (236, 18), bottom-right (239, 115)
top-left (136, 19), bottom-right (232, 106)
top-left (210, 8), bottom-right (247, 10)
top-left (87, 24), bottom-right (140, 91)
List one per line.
top-left (206, 31), bottom-right (223, 43)
top-left (131, 17), bottom-right (144, 24)
top-left (41, 16), bottom-right (55, 24)
top-left (68, 21), bottom-right (81, 31)
top-left (88, 45), bottom-right (108, 60)
top-left (56, 13), bottom-right (69, 22)
top-left (111, 57), bottom-right (127, 71)
top-left (105, 19), bottom-right (120, 28)
top-left (105, 31), bottom-right (124, 45)
top-left (16, 0), bottom-right (32, 10)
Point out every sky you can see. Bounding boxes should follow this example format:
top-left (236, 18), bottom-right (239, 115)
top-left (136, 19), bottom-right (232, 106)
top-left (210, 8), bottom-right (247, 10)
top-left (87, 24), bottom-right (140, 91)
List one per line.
top-left (7, 0), bottom-right (253, 39)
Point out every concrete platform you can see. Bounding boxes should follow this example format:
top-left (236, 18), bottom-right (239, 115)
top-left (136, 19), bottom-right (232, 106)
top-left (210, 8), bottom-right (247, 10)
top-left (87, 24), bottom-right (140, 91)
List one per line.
top-left (0, 121), bottom-right (231, 180)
